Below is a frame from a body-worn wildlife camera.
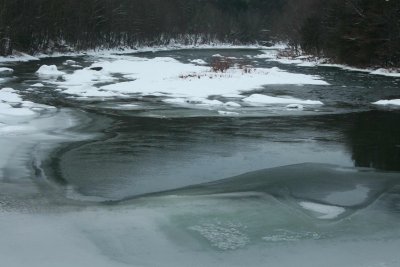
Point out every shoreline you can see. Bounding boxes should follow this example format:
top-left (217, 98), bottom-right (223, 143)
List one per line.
top-left (0, 43), bottom-right (280, 63)
top-left (2, 43), bottom-right (399, 78)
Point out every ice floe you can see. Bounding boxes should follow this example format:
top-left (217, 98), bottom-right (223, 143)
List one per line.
top-left (0, 87), bottom-right (54, 118)
top-left (218, 110), bottom-right (240, 116)
top-left (36, 65), bottom-right (65, 76)
top-left (0, 67), bottom-right (13, 74)
top-left (299, 201), bottom-right (345, 219)
top-left (373, 99), bottom-right (400, 106)
top-left (190, 59), bottom-right (207, 65)
top-left (243, 94), bottom-right (323, 106)
top-left (63, 59), bottom-right (77, 65)
top-left (31, 83), bottom-right (45, 87)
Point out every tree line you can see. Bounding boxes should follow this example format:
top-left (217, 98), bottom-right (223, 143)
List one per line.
top-left (0, 0), bottom-right (284, 55)
top-left (279, 0), bottom-right (400, 67)
top-left (0, 0), bottom-right (399, 68)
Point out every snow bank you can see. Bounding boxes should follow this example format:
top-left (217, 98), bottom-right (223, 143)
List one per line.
top-left (0, 43), bottom-right (276, 63)
top-left (0, 67), bottom-right (13, 74)
top-left (299, 201), bottom-right (345, 219)
top-left (36, 65), bottom-right (65, 76)
top-left (256, 50), bottom-right (400, 77)
top-left (0, 52), bottom-right (39, 63)
top-left (373, 99), bottom-right (400, 106)
top-left (243, 94), bottom-right (323, 106)
top-left (370, 68), bottom-right (400, 77)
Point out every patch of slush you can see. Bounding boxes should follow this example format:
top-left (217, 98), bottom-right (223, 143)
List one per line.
top-left (373, 99), bottom-right (400, 106)
top-left (299, 201), bottom-right (346, 219)
top-left (36, 65), bottom-right (65, 76)
top-left (262, 229), bottom-right (321, 242)
top-left (189, 221), bottom-right (250, 250)
top-left (243, 94), bottom-right (323, 106)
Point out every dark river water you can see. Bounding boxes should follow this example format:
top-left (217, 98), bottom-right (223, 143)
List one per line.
top-left (0, 49), bottom-right (399, 267)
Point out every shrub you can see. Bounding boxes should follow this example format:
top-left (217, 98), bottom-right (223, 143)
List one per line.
top-left (211, 57), bottom-right (232, 72)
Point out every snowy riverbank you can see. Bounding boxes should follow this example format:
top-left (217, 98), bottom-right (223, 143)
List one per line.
top-left (250, 49), bottom-right (400, 78)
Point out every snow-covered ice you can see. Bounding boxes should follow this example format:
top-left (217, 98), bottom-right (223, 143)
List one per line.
top-left (190, 59), bottom-right (207, 65)
top-left (31, 83), bottom-right (45, 87)
top-left (299, 201), bottom-right (346, 219)
top-left (218, 110), bottom-right (240, 116)
top-left (0, 87), bottom-right (54, 117)
top-left (373, 99), bottom-right (400, 106)
top-left (243, 94), bottom-right (323, 106)
top-left (0, 67), bottom-right (13, 74)
top-left (370, 68), bottom-right (400, 77)
top-left (36, 65), bottom-right (65, 76)
top-left (49, 56), bottom-right (329, 107)
top-left (63, 59), bottom-right (77, 65)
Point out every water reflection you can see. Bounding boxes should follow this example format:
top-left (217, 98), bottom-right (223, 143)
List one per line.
top-left (345, 111), bottom-right (400, 171)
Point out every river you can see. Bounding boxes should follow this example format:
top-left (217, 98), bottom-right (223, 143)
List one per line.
top-left (0, 48), bottom-right (399, 267)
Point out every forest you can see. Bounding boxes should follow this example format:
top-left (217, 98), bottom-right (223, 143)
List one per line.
top-left (0, 0), bottom-right (399, 67)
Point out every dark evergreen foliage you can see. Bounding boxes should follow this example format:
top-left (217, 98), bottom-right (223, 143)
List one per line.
top-left (280, 0), bottom-right (400, 67)
top-left (0, 0), bottom-right (281, 55)
top-left (0, 0), bottom-right (399, 67)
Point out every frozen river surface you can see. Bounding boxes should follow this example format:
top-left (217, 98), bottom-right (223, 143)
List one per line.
top-left (0, 48), bottom-right (400, 266)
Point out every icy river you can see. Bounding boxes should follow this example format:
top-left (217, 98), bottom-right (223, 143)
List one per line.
top-left (0, 48), bottom-right (400, 266)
